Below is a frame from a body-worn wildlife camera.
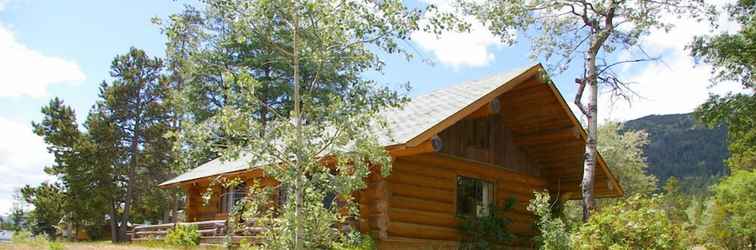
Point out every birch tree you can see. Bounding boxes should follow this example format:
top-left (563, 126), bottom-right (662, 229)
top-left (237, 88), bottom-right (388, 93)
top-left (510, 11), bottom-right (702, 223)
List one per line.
top-left (161, 0), bottom-right (458, 248)
top-left (461, 0), bottom-right (707, 220)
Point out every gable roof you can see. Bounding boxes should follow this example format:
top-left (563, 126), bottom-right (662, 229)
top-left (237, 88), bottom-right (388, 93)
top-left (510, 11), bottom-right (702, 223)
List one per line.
top-left (161, 65), bottom-right (540, 187)
top-left (377, 65), bottom-right (539, 147)
top-left (160, 64), bottom-right (623, 198)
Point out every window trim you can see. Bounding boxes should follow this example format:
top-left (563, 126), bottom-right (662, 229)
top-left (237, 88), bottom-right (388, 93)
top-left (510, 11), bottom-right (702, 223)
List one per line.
top-left (455, 175), bottom-right (495, 218)
top-left (219, 183), bottom-right (247, 214)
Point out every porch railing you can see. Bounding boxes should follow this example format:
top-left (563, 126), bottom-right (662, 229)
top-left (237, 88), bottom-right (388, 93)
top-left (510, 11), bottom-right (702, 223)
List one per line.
top-left (129, 220), bottom-right (226, 241)
top-left (129, 218), bottom-right (270, 244)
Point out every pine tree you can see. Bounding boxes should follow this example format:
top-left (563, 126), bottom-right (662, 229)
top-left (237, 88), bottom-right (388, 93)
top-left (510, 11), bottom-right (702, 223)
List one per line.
top-left (95, 47), bottom-right (174, 241)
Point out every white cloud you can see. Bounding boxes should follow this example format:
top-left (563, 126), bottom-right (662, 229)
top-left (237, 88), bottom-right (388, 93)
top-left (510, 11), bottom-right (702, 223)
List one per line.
top-left (412, 19), bottom-right (502, 68)
top-left (0, 117), bottom-right (55, 214)
top-left (598, 1), bottom-right (746, 122)
top-left (410, 0), bottom-right (503, 68)
top-left (0, 23), bottom-right (85, 98)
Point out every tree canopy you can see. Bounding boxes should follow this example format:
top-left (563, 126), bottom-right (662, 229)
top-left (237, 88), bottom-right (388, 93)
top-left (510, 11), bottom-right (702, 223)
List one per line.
top-left (158, 0), bottom-right (459, 248)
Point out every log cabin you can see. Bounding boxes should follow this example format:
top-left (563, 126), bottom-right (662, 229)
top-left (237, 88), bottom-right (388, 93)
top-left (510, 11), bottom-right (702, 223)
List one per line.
top-left (154, 63), bottom-right (624, 248)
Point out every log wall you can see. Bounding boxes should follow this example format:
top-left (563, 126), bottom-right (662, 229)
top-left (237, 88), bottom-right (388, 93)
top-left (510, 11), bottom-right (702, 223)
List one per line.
top-left (379, 153), bottom-right (547, 249)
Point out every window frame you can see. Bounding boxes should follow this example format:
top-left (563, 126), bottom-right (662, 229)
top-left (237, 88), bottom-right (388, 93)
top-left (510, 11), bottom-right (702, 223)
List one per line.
top-left (456, 175), bottom-right (495, 218)
top-left (219, 183), bottom-right (247, 214)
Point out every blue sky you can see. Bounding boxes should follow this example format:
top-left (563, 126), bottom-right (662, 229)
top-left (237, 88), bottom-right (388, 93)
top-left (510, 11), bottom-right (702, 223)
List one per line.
top-left (0, 0), bottom-right (742, 214)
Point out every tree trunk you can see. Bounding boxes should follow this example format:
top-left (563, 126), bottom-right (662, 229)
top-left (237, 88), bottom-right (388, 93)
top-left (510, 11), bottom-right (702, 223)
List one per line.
top-left (119, 160), bottom-right (136, 241)
top-left (289, 1), bottom-right (305, 248)
top-left (119, 109), bottom-right (142, 241)
top-left (109, 199), bottom-right (119, 243)
top-left (580, 41), bottom-right (600, 222)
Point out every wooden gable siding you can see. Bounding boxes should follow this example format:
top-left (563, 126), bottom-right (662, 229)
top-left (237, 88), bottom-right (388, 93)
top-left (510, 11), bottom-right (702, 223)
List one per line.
top-left (438, 113), bottom-right (542, 176)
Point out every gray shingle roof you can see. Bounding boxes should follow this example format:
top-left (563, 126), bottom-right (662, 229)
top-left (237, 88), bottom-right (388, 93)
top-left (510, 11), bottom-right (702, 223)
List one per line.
top-left (160, 65), bottom-right (535, 187)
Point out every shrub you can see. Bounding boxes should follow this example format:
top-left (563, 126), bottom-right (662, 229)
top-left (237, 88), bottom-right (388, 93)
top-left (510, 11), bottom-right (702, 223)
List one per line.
top-left (527, 192), bottom-right (570, 250)
top-left (11, 230), bottom-right (54, 248)
top-left (48, 241), bottom-right (64, 250)
top-left (164, 224), bottom-right (200, 247)
top-left (707, 170), bottom-right (756, 248)
top-left (571, 195), bottom-right (686, 250)
top-left (458, 198), bottom-right (515, 250)
top-left (332, 234), bottom-right (376, 250)
top-left (11, 230), bottom-right (33, 243)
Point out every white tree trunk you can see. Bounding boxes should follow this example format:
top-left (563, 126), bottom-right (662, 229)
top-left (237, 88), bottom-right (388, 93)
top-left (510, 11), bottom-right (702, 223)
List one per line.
top-left (580, 47), bottom-right (599, 221)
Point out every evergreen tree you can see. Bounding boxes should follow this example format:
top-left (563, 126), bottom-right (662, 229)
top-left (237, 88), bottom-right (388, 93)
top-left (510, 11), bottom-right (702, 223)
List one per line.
top-left (19, 183), bottom-right (66, 238)
top-left (94, 47), bottom-right (174, 241)
top-left (32, 98), bottom-right (111, 238)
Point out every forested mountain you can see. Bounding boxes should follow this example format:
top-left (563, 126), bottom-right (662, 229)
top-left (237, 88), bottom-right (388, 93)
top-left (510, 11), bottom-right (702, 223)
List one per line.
top-left (622, 113), bottom-right (729, 192)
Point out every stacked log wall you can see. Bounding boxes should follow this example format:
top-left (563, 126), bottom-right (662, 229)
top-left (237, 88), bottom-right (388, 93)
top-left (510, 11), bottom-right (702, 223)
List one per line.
top-left (383, 153), bottom-right (547, 244)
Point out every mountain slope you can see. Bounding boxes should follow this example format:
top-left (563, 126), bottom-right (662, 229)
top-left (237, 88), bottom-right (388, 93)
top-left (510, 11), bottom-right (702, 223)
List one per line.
top-left (622, 113), bottom-right (729, 190)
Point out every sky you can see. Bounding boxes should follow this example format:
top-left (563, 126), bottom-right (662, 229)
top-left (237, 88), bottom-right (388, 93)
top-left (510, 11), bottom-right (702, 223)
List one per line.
top-left (0, 0), bottom-right (745, 214)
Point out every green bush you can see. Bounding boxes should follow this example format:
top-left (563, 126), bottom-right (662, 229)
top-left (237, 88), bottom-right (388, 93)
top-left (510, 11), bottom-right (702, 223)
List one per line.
top-left (164, 224), bottom-right (200, 247)
top-left (458, 198), bottom-right (515, 250)
top-left (11, 230), bottom-right (33, 243)
top-left (331, 234), bottom-right (376, 250)
top-left (527, 192), bottom-right (570, 250)
top-left (706, 170), bottom-right (756, 248)
top-left (48, 241), bottom-right (64, 250)
top-left (571, 195), bottom-right (686, 250)
top-left (11, 230), bottom-right (55, 248)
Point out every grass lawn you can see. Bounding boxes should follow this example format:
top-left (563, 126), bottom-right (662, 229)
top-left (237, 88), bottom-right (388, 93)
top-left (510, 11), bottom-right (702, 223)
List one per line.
top-left (0, 241), bottom-right (224, 250)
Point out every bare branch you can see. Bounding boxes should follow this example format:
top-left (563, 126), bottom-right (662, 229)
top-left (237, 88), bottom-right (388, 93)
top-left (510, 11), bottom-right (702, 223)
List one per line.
top-left (573, 78), bottom-right (590, 116)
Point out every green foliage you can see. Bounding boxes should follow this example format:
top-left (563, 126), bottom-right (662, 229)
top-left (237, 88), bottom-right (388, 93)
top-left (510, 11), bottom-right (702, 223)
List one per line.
top-left (696, 94), bottom-right (756, 172)
top-left (20, 183), bottom-right (66, 238)
top-left (32, 97), bottom-right (113, 237)
top-left (623, 113), bottom-right (728, 193)
top-left (691, 0), bottom-right (755, 173)
top-left (159, 0), bottom-right (461, 249)
top-left (461, 0), bottom-right (708, 220)
top-left (571, 195), bottom-right (686, 250)
top-left (708, 170), bottom-right (756, 248)
top-left (11, 230), bottom-right (34, 243)
top-left (527, 192), bottom-right (570, 250)
top-left (661, 177), bottom-right (690, 224)
top-left (458, 198), bottom-right (515, 250)
top-left (48, 241), bottom-right (64, 250)
top-left (331, 234), bottom-right (376, 250)
top-left (690, 0), bottom-right (755, 88)
top-left (31, 47), bottom-right (180, 242)
top-left (5, 193), bottom-right (27, 231)
top-left (598, 122), bottom-right (657, 196)
top-left (11, 230), bottom-right (56, 249)
top-left (164, 224), bottom-right (200, 248)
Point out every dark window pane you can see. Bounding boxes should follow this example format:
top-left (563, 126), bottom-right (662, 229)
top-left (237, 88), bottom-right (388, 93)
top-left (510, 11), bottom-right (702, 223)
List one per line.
top-left (456, 176), bottom-right (494, 217)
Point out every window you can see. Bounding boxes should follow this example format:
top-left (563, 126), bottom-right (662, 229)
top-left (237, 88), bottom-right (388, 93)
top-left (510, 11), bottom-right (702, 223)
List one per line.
top-left (456, 176), bottom-right (494, 217)
top-left (277, 184), bottom-right (288, 207)
top-left (219, 183), bottom-right (247, 213)
top-left (276, 184), bottom-right (336, 210)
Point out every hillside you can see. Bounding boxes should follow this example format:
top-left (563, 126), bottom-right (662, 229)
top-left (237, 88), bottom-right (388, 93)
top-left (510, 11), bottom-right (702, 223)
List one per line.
top-left (622, 113), bottom-right (729, 191)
